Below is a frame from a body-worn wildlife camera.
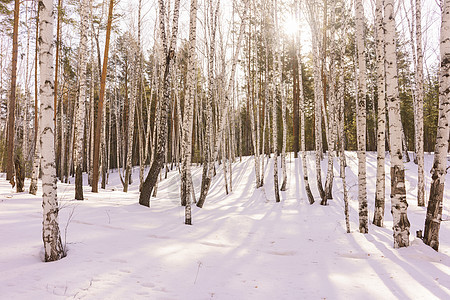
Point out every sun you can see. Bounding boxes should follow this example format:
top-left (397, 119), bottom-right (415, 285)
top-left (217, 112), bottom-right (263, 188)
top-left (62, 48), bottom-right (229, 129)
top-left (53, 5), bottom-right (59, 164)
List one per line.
top-left (282, 15), bottom-right (299, 37)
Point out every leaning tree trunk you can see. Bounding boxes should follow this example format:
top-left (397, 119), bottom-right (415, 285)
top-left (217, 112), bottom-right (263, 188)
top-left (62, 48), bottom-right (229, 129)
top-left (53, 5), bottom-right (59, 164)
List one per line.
top-left (373, 0), bottom-right (386, 227)
top-left (423, 0), bottom-right (450, 252)
top-left (197, 0), bottom-right (220, 207)
top-left (385, 0), bottom-right (410, 248)
top-left (140, 0), bottom-right (182, 207)
top-left (39, 0), bottom-right (65, 262)
top-left (355, 0), bottom-right (368, 234)
top-left (75, 0), bottom-right (89, 200)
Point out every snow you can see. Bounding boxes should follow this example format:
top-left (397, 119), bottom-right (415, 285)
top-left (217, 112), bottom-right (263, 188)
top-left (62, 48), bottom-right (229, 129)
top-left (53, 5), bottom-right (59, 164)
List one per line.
top-left (1, 152), bottom-right (449, 299)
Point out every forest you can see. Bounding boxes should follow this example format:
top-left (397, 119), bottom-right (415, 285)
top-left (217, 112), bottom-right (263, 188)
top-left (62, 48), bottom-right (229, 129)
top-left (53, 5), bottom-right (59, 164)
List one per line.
top-left (0, 0), bottom-right (449, 298)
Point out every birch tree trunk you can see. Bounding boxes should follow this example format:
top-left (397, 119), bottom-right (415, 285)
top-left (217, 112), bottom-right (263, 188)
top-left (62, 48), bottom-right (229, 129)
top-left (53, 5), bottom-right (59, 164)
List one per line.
top-left (123, 51), bottom-right (137, 193)
top-left (75, 0), bottom-right (89, 200)
top-left (355, 0), bottom-right (368, 233)
top-left (180, 0), bottom-right (198, 225)
top-left (40, 0), bottom-right (65, 262)
top-left (272, 0), bottom-right (280, 203)
top-left (280, 53), bottom-right (287, 192)
top-left (140, 0), bottom-right (182, 207)
top-left (373, 0), bottom-right (386, 227)
top-left (296, 1), bottom-right (314, 204)
top-left (29, 6), bottom-right (40, 196)
top-left (323, 0), bottom-right (337, 203)
top-left (415, 0), bottom-right (425, 207)
top-left (423, 0), bottom-right (450, 251)
top-left (306, 0), bottom-right (326, 201)
top-left (197, 0), bottom-right (248, 207)
top-left (385, 0), bottom-right (410, 247)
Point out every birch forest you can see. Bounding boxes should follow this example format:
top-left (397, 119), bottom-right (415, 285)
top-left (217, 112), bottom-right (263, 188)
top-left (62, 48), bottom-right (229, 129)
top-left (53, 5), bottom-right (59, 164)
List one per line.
top-left (0, 0), bottom-right (449, 270)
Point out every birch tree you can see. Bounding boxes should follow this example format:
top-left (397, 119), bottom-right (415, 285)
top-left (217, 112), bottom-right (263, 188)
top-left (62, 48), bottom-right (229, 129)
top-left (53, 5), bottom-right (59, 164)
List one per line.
top-left (140, 0), bottom-right (182, 207)
top-left (40, 0), bottom-right (65, 262)
top-left (29, 6), bottom-right (40, 196)
top-left (180, 0), bottom-right (198, 224)
top-left (373, 0), bottom-right (386, 227)
top-left (75, 0), bottom-right (89, 200)
top-left (306, 0), bottom-right (326, 202)
top-left (355, 0), bottom-right (368, 233)
top-left (272, 0), bottom-right (281, 203)
top-left (197, 0), bottom-right (248, 208)
top-left (423, 0), bottom-right (450, 251)
top-left (415, 0), bottom-right (425, 207)
top-left (296, 1), bottom-right (314, 204)
top-left (385, 0), bottom-right (410, 247)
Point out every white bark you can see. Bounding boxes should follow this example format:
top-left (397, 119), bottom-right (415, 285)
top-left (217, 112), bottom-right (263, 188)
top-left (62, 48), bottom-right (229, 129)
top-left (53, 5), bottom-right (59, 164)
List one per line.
top-left (423, 0), bottom-right (450, 251)
top-left (355, 0), bottom-right (368, 233)
top-left (75, 0), bottom-right (89, 200)
top-left (272, 0), bottom-right (281, 203)
top-left (324, 0), bottom-right (337, 203)
top-left (39, 0), bottom-right (64, 262)
top-left (306, 0), bottom-right (326, 201)
top-left (415, 0), bottom-right (425, 207)
top-left (296, 1), bottom-right (314, 204)
top-left (29, 119), bottom-right (40, 195)
top-left (374, 0), bottom-right (386, 227)
top-left (385, 0), bottom-right (410, 247)
top-left (181, 0), bottom-right (198, 225)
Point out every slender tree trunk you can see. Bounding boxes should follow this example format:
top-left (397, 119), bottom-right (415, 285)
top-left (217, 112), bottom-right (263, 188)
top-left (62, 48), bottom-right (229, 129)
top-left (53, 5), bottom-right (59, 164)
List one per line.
top-left (323, 0), bottom-right (337, 203)
top-left (29, 6), bottom-right (40, 195)
top-left (415, 0), bottom-right (425, 207)
top-left (92, 0), bottom-right (114, 192)
top-left (124, 49), bottom-right (138, 193)
top-left (197, 0), bottom-right (248, 207)
top-left (40, 0), bottom-right (65, 262)
top-left (355, 0), bottom-right (368, 233)
top-left (7, 0), bottom-right (20, 182)
top-left (306, 0), bottom-right (326, 201)
top-left (140, 0), bottom-right (182, 207)
top-left (423, 0), bottom-right (450, 251)
top-left (75, 0), bottom-right (89, 200)
top-left (180, 0), bottom-right (198, 225)
top-left (374, 0), bottom-right (386, 227)
top-left (385, 0), bottom-right (410, 247)
top-left (296, 1), bottom-right (314, 204)
top-left (272, 0), bottom-right (280, 203)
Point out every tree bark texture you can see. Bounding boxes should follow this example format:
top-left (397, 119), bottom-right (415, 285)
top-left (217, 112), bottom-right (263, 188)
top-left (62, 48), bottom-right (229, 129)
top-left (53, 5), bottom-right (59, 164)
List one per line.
top-left (39, 0), bottom-right (65, 262)
top-left (385, 0), bottom-right (410, 247)
top-left (423, 0), bottom-right (450, 251)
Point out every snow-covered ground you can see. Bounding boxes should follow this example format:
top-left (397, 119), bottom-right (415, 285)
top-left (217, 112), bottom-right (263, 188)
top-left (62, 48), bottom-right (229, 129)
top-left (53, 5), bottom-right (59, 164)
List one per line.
top-left (0, 152), bottom-right (449, 299)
